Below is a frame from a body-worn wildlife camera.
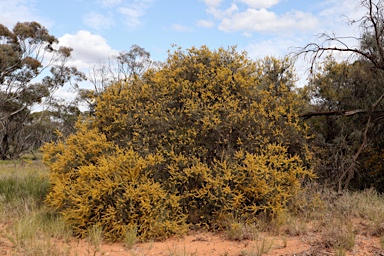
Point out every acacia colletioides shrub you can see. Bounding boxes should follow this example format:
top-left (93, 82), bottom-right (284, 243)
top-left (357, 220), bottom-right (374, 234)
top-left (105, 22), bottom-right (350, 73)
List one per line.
top-left (42, 123), bottom-right (187, 240)
top-left (42, 46), bottom-right (314, 241)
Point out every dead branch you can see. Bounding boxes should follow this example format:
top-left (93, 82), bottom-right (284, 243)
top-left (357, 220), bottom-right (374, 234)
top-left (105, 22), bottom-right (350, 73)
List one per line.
top-left (299, 109), bottom-right (368, 118)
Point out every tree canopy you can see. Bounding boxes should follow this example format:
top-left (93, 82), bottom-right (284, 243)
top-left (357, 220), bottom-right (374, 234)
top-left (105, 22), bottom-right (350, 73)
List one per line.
top-left (296, 0), bottom-right (384, 191)
top-left (0, 21), bottom-right (84, 159)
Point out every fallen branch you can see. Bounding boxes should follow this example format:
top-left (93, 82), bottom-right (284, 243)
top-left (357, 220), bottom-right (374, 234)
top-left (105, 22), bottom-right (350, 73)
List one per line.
top-left (299, 109), bottom-right (368, 118)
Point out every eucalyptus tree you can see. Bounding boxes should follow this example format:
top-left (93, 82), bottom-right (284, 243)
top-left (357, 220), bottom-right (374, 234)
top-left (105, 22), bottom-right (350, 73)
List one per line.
top-left (0, 21), bottom-right (84, 159)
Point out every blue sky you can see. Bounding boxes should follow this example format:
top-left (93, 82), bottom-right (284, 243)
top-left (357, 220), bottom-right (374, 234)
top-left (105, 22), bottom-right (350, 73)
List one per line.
top-left (0, 0), bottom-right (365, 96)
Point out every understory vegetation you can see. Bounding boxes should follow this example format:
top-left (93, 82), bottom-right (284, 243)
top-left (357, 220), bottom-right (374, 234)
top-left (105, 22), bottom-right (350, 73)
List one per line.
top-left (1, 160), bottom-right (384, 255)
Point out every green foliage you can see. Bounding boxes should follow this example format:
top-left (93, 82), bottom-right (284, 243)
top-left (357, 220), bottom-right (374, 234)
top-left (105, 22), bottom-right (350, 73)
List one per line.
top-left (304, 56), bottom-right (384, 190)
top-left (42, 46), bottom-right (313, 241)
top-left (0, 21), bottom-right (85, 160)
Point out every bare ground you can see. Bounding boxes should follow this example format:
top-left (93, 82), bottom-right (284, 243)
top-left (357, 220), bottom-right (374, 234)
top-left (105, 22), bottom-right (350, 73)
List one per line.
top-left (1, 220), bottom-right (384, 256)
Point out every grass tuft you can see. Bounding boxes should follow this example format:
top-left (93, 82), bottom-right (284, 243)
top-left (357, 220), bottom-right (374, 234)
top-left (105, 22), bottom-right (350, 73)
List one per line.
top-left (319, 217), bottom-right (355, 251)
top-left (124, 225), bottom-right (138, 249)
top-left (87, 224), bottom-right (104, 253)
top-left (225, 219), bottom-right (258, 241)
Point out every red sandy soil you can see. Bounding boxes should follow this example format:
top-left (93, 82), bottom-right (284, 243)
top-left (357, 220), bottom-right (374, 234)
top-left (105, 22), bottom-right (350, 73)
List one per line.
top-left (1, 222), bottom-right (383, 255)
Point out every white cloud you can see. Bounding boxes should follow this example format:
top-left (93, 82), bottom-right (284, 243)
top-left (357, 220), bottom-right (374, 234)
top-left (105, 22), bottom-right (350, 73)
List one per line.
top-left (319, 0), bottom-right (360, 18)
top-left (202, 1), bottom-right (320, 36)
top-left (83, 12), bottom-right (115, 30)
top-left (53, 30), bottom-right (120, 101)
top-left (85, 0), bottom-right (155, 30)
top-left (118, 0), bottom-right (155, 30)
top-left (237, 0), bottom-right (280, 9)
top-left (201, 0), bottom-right (223, 8)
top-left (245, 38), bottom-right (296, 58)
top-left (239, 0), bottom-right (368, 87)
top-left (245, 37), bottom-right (312, 87)
top-left (118, 6), bottom-right (143, 29)
top-left (218, 8), bottom-right (318, 34)
top-left (207, 3), bottom-right (238, 20)
top-left (318, 0), bottom-right (365, 38)
top-left (0, 0), bottom-right (51, 28)
top-left (98, 0), bottom-right (123, 8)
top-left (58, 30), bottom-right (118, 71)
top-left (52, 87), bottom-right (77, 102)
top-left (242, 31), bottom-right (252, 37)
top-left (196, 19), bottom-right (215, 28)
top-left (172, 24), bottom-right (191, 32)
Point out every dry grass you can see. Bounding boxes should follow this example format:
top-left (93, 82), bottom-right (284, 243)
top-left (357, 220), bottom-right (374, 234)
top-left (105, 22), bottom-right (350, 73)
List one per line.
top-left (1, 158), bottom-right (384, 255)
top-left (222, 186), bottom-right (384, 254)
top-left (225, 220), bottom-right (258, 241)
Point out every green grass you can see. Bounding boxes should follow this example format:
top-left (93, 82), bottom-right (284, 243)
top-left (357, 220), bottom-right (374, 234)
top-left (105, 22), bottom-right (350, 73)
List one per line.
top-left (86, 224), bottom-right (104, 255)
top-left (320, 218), bottom-right (355, 251)
top-left (225, 220), bottom-right (258, 241)
top-left (0, 173), bottom-right (49, 203)
top-left (0, 160), bottom-right (74, 255)
top-left (0, 161), bottom-right (50, 220)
